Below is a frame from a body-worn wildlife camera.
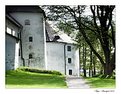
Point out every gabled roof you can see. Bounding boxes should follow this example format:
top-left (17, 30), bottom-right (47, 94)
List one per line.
top-left (6, 5), bottom-right (46, 18)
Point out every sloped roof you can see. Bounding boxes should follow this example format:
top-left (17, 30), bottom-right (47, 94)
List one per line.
top-left (56, 32), bottom-right (75, 44)
top-left (6, 14), bottom-right (23, 28)
top-left (45, 22), bottom-right (75, 44)
top-left (6, 5), bottom-right (46, 17)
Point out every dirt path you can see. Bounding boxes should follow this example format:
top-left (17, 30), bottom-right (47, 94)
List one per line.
top-left (66, 76), bottom-right (90, 89)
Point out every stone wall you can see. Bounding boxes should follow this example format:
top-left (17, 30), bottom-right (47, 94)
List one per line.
top-left (10, 12), bottom-right (46, 69)
top-left (46, 42), bottom-right (65, 74)
top-left (46, 42), bottom-right (80, 76)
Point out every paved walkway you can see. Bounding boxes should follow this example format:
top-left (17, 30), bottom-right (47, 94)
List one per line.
top-left (66, 76), bottom-right (90, 89)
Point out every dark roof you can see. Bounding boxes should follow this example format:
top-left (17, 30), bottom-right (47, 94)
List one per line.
top-left (6, 5), bottom-right (46, 18)
top-left (6, 14), bottom-right (23, 28)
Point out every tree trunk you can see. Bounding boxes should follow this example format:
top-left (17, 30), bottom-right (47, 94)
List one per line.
top-left (103, 43), bottom-right (114, 77)
top-left (103, 52), bottom-right (114, 77)
top-left (89, 63), bottom-right (92, 77)
top-left (103, 63), bottom-right (113, 77)
top-left (93, 56), bottom-right (96, 76)
top-left (89, 69), bottom-right (91, 77)
top-left (93, 64), bottom-right (96, 76)
top-left (89, 49), bottom-right (93, 77)
top-left (83, 43), bottom-right (86, 77)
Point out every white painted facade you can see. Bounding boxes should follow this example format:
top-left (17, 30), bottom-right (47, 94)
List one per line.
top-left (9, 12), bottom-right (46, 69)
top-left (46, 42), bottom-right (65, 74)
top-left (6, 6), bottom-right (80, 76)
top-left (65, 44), bottom-right (80, 76)
top-left (46, 42), bottom-right (80, 76)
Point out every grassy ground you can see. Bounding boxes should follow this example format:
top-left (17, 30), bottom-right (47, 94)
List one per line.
top-left (85, 77), bottom-right (116, 88)
top-left (6, 70), bottom-right (67, 88)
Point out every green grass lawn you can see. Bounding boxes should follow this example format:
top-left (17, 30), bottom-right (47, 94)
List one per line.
top-left (6, 70), bottom-right (67, 88)
top-left (85, 77), bottom-right (116, 88)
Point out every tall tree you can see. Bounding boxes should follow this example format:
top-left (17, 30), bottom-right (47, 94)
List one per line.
top-left (89, 49), bottom-right (93, 77)
top-left (90, 5), bottom-right (115, 76)
top-left (82, 43), bottom-right (87, 77)
top-left (42, 5), bottom-right (115, 77)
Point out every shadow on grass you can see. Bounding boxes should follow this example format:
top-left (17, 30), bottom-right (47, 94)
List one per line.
top-left (85, 77), bottom-right (116, 88)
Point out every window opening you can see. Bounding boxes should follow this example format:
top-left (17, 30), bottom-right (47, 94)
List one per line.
top-left (67, 46), bottom-right (71, 51)
top-left (25, 19), bottom-right (30, 25)
top-left (69, 69), bottom-right (72, 75)
top-left (29, 36), bottom-right (33, 42)
top-left (29, 54), bottom-right (33, 59)
top-left (68, 58), bottom-right (71, 63)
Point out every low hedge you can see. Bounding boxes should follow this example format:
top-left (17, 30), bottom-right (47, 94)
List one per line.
top-left (17, 67), bottom-right (63, 75)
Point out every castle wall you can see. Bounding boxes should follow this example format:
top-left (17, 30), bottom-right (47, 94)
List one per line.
top-left (46, 42), bottom-right (65, 74)
top-left (10, 12), bottom-right (46, 69)
top-left (46, 42), bottom-right (80, 76)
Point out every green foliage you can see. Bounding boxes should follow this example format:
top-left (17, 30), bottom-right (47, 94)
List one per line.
top-left (17, 67), bottom-right (63, 75)
top-left (6, 69), bottom-right (67, 88)
top-left (57, 21), bottom-right (75, 36)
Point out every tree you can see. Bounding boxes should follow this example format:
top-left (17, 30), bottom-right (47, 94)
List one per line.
top-left (82, 42), bottom-right (87, 77)
top-left (89, 49), bottom-right (93, 77)
top-left (42, 5), bottom-right (115, 77)
top-left (90, 5), bottom-right (115, 77)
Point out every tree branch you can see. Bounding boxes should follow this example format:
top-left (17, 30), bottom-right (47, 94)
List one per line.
top-left (90, 6), bottom-right (100, 32)
top-left (76, 6), bottom-right (105, 65)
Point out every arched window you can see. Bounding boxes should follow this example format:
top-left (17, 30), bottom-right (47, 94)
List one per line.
top-left (29, 54), bottom-right (33, 59)
top-left (25, 19), bottom-right (30, 25)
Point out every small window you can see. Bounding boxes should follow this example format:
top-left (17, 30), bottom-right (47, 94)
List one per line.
top-left (29, 37), bottom-right (33, 42)
top-left (67, 46), bottom-right (71, 51)
top-left (69, 69), bottom-right (72, 75)
top-left (68, 58), bottom-right (71, 63)
top-left (25, 19), bottom-right (30, 25)
top-left (7, 27), bottom-right (11, 34)
top-left (29, 54), bottom-right (33, 59)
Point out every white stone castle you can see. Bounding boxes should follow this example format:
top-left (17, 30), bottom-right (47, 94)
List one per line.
top-left (5, 6), bottom-right (80, 76)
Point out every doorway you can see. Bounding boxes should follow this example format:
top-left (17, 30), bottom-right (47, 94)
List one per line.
top-left (69, 69), bottom-right (72, 75)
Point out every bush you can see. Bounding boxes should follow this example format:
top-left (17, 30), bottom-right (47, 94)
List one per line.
top-left (17, 67), bottom-right (63, 75)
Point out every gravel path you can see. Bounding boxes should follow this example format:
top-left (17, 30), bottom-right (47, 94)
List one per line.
top-left (66, 76), bottom-right (90, 89)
